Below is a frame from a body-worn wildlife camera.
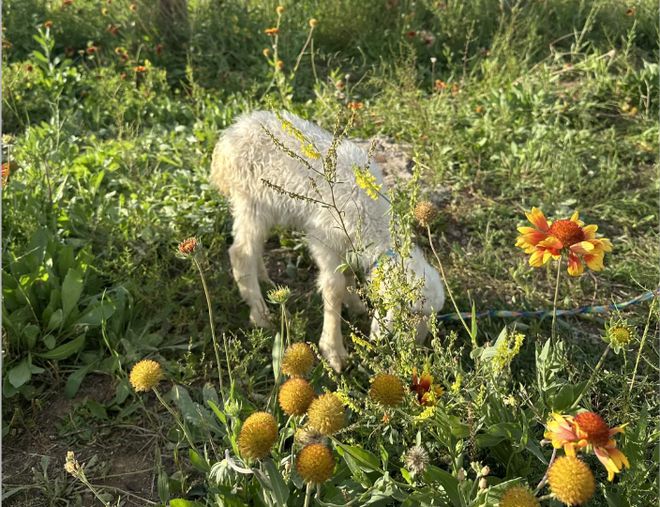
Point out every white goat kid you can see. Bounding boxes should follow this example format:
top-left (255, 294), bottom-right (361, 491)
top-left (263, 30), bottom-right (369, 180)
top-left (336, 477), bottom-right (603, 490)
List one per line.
top-left (210, 111), bottom-right (445, 371)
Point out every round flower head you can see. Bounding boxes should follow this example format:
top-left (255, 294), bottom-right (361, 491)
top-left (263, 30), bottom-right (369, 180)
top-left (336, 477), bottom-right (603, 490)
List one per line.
top-left (309, 18), bottom-right (318, 28)
top-left (548, 456), bottom-right (595, 505)
top-left (278, 378), bottom-right (315, 416)
top-left (307, 393), bottom-right (345, 435)
top-left (499, 485), bottom-right (540, 507)
top-left (369, 373), bottom-right (405, 407)
top-left (129, 359), bottom-right (163, 392)
top-left (414, 201), bottom-right (438, 227)
top-left (281, 343), bottom-right (315, 378)
top-left (267, 285), bottom-right (291, 304)
top-left (296, 443), bottom-right (335, 483)
top-left (403, 445), bottom-right (429, 475)
top-left (177, 237), bottom-right (199, 255)
top-left (238, 412), bottom-right (278, 460)
top-left (573, 411), bottom-right (629, 481)
top-left (515, 208), bottom-right (612, 276)
top-left (276, 5), bottom-right (284, 14)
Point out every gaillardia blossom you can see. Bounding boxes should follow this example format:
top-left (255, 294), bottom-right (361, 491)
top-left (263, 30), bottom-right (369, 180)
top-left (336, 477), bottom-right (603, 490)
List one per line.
top-left (544, 412), bottom-right (629, 481)
top-left (410, 368), bottom-right (444, 406)
top-left (516, 208), bottom-right (612, 276)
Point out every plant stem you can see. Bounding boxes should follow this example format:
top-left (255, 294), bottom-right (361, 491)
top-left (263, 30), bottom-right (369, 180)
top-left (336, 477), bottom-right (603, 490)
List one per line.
top-left (192, 255), bottom-right (232, 399)
top-left (153, 387), bottom-right (199, 453)
top-left (551, 257), bottom-right (562, 341)
top-left (304, 482), bottom-right (313, 507)
top-left (426, 226), bottom-right (474, 345)
top-left (570, 344), bottom-right (611, 410)
top-left (625, 297), bottom-right (657, 410)
top-left (534, 448), bottom-right (557, 495)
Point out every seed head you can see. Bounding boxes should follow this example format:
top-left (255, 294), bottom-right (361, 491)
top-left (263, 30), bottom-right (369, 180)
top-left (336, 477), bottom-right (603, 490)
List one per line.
top-left (238, 412), bottom-right (278, 460)
top-left (278, 378), bottom-right (315, 416)
top-left (296, 444), bottom-right (335, 483)
top-left (403, 445), bottom-right (429, 475)
top-left (129, 359), bottom-right (163, 392)
top-left (276, 5), bottom-right (284, 14)
top-left (295, 426), bottom-right (326, 447)
top-left (414, 201), bottom-right (438, 227)
top-left (307, 393), bottom-right (345, 435)
top-left (548, 456), bottom-right (595, 506)
top-left (309, 18), bottom-right (318, 28)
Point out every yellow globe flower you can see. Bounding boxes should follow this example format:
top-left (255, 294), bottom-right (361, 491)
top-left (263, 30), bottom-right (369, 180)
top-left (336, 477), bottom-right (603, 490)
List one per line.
top-left (548, 456), bottom-right (595, 506)
top-left (238, 412), bottom-right (278, 460)
top-left (129, 359), bottom-right (163, 392)
top-left (369, 373), bottom-right (405, 407)
top-left (281, 343), bottom-right (315, 378)
top-left (296, 443), bottom-right (334, 483)
top-left (499, 485), bottom-right (540, 507)
top-left (307, 393), bottom-right (345, 435)
top-left (278, 378), bottom-right (315, 416)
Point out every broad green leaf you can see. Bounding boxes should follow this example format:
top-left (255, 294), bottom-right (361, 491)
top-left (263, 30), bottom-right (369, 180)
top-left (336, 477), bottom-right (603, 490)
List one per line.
top-left (36, 334), bottom-right (85, 360)
top-left (189, 449), bottom-right (210, 473)
top-left (61, 268), bottom-right (83, 318)
top-left (424, 465), bottom-right (461, 507)
top-left (64, 361), bottom-right (96, 398)
top-left (262, 459), bottom-right (289, 506)
top-left (7, 358), bottom-right (32, 388)
top-left (76, 300), bottom-right (115, 326)
top-left (335, 443), bottom-right (382, 472)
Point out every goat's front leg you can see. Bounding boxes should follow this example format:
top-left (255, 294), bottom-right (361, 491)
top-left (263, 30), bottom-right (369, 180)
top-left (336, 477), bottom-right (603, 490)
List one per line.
top-left (310, 244), bottom-right (348, 372)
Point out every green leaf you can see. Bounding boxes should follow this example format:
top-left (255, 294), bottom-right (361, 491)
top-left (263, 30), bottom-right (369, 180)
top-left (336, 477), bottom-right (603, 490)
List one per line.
top-left (76, 300), bottom-right (115, 326)
top-left (262, 459), bottom-right (290, 506)
top-left (272, 331), bottom-right (283, 383)
top-left (61, 268), bottom-right (83, 318)
top-left (64, 361), bottom-right (96, 398)
top-left (189, 448), bottom-right (210, 473)
top-left (36, 334), bottom-right (85, 360)
top-left (207, 399), bottom-right (227, 425)
top-left (170, 500), bottom-right (205, 507)
top-left (7, 358), bottom-right (32, 388)
top-left (424, 465), bottom-right (461, 507)
top-left (335, 443), bottom-right (382, 472)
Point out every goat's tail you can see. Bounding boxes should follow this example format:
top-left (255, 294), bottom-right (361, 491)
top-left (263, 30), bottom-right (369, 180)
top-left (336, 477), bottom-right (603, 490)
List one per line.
top-left (209, 138), bottom-right (234, 197)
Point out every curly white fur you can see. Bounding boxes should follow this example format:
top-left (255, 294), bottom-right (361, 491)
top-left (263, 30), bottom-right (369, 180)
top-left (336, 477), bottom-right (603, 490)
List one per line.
top-left (210, 111), bottom-right (445, 371)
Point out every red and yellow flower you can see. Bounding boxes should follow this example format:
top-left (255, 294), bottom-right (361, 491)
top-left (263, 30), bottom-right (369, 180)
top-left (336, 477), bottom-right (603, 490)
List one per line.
top-left (410, 368), bottom-right (444, 406)
top-left (544, 411), bottom-right (629, 481)
top-left (516, 208), bottom-right (612, 276)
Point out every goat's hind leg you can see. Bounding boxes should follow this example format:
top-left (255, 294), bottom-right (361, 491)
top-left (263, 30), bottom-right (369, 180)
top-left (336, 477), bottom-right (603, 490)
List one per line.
top-left (228, 208), bottom-right (271, 328)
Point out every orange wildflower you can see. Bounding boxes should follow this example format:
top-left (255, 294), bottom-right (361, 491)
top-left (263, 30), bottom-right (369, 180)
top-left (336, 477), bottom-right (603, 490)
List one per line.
top-left (2, 162), bottom-right (10, 185)
top-left (44, 20), bottom-right (53, 29)
top-left (178, 237), bottom-right (199, 255)
top-left (264, 27), bottom-right (279, 36)
top-left (515, 208), bottom-right (612, 276)
top-left (133, 65), bottom-right (147, 73)
top-left (347, 101), bottom-right (364, 111)
top-left (544, 412), bottom-right (629, 481)
top-left (410, 368), bottom-right (444, 406)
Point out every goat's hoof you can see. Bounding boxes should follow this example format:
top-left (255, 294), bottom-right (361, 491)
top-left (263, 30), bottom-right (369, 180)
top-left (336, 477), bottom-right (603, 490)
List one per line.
top-left (320, 345), bottom-right (349, 373)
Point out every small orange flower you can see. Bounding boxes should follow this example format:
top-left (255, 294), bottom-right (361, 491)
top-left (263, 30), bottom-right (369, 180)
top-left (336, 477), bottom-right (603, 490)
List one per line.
top-left (62, 0), bottom-right (73, 5)
top-left (106, 24), bottom-right (119, 36)
top-left (347, 101), bottom-right (363, 111)
top-left (129, 3), bottom-right (137, 12)
top-left (406, 31), bottom-right (417, 39)
top-left (133, 65), bottom-right (148, 73)
top-left (86, 45), bottom-right (99, 55)
top-left (275, 59), bottom-right (284, 71)
top-left (434, 79), bottom-right (446, 91)
top-left (625, 7), bottom-right (635, 16)
top-left (410, 368), bottom-right (443, 406)
top-left (516, 208), bottom-right (612, 276)
top-left (43, 20), bottom-right (53, 29)
top-left (178, 237), bottom-right (199, 255)
top-left (264, 27), bottom-right (279, 36)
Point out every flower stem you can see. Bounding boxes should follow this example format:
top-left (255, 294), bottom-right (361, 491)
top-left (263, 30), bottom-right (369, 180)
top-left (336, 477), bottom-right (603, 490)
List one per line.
top-left (192, 255), bottom-right (233, 399)
top-left (153, 387), bottom-right (199, 453)
top-left (570, 344), bottom-right (611, 410)
top-left (426, 226), bottom-right (475, 346)
top-left (534, 447), bottom-right (557, 495)
top-left (551, 257), bottom-right (562, 340)
top-left (303, 482), bottom-right (313, 507)
top-left (625, 297), bottom-right (656, 410)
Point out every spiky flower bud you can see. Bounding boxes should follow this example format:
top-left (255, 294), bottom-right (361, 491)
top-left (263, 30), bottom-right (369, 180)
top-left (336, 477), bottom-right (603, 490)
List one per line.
top-left (296, 444), bottom-right (335, 483)
top-left (369, 373), bottom-right (405, 407)
top-left (548, 456), bottom-right (596, 506)
top-left (238, 412), bottom-right (278, 460)
top-left (129, 359), bottom-right (163, 392)
top-left (177, 237), bottom-right (199, 255)
top-left (307, 393), bottom-right (345, 435)
top-left (403, 446), bottom-right (429, 475)
top-left (499, 486), bottom-right (540, 507)
top-left (282, 343), bottom-right (315, 378)
top-left (414, 201), bottom-right (438, 227)
top-left (278, 378), bottom-right (315, 416)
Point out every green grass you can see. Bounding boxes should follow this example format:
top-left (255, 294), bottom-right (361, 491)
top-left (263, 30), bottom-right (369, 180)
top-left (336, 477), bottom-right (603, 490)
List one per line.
top-left (2, 1), bottom-right (658, 506)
